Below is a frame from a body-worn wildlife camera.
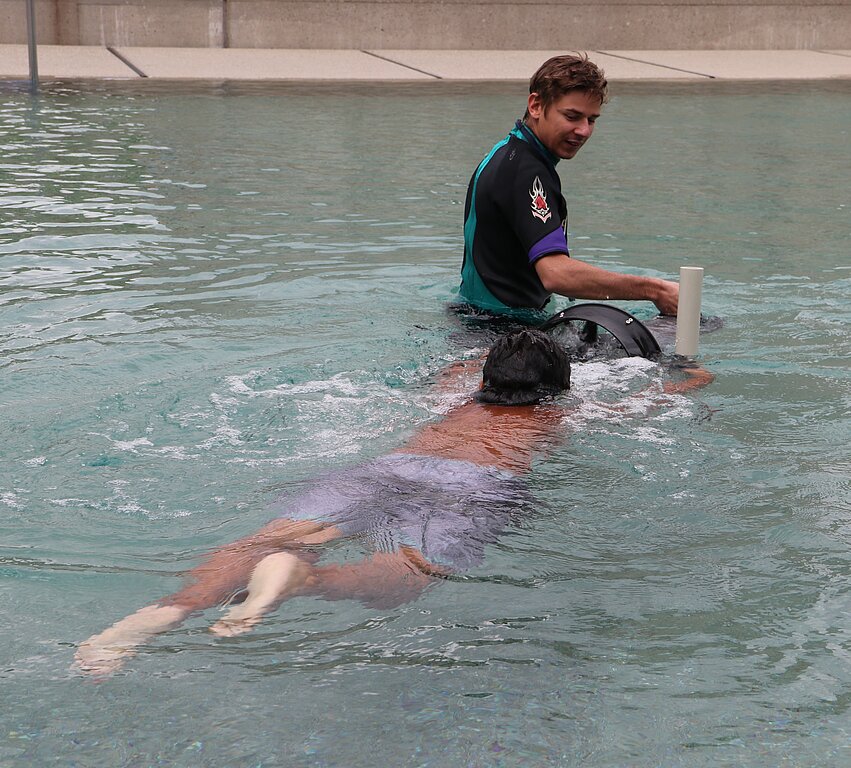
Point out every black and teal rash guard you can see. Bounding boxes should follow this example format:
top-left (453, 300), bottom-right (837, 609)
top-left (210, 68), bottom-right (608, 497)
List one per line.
top-left (459, 120), bottom-right (569, 312)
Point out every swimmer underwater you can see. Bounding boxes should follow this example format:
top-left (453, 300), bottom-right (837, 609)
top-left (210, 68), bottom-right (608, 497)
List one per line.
top-left (75, 330), bottom-right (712, 677)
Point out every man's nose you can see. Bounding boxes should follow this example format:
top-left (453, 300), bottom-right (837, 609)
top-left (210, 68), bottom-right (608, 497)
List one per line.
top-left (574, 119), bottom-right (593, 137)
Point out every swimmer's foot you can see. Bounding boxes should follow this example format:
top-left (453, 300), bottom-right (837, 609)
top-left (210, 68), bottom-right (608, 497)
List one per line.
top-left (73, 639), bottom-right (135, 677)
top-left (73, 604), bottom-right (188, 677)
top-left (208, 607), bottom-right (263, 638)
top-left (210, 551), bottom-right (308, 637)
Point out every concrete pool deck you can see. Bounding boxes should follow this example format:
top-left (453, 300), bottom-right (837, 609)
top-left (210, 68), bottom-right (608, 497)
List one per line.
top-left (2, 45), bottom-right (851, 82)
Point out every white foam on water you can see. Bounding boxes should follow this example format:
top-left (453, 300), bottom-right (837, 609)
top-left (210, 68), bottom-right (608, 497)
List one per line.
top-left (154, 445), bottom-right (200, 461)
top-left (564, 357), bottom-right (699, 441)
top-left (112, 437), bottom-right (154, 452)
top-left (199, 350), bottom-right (703, 471)
top-left (198, 423), bottom-right (244, 449)
top-left (1, 491), bottom-right (25, 509)
top-left (223, 373), bottom-right (259, 396)
top-left (208, 355), bottom-right (485, 470)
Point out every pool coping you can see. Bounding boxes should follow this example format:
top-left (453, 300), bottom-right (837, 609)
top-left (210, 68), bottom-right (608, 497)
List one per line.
top-left (2, 46), bottom-right (851, 82)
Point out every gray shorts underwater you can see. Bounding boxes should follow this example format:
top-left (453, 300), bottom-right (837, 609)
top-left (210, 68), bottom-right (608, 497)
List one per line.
top-left (272, 454), bottom-right (531, 571)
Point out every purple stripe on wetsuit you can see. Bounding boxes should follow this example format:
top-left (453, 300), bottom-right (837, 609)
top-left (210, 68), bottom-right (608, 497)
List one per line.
top-left (528, 227), bottom-right (568, 263)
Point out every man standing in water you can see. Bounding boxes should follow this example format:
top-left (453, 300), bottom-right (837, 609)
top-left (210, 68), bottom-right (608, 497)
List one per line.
top-left (459, 54), bottom-right (679, 316)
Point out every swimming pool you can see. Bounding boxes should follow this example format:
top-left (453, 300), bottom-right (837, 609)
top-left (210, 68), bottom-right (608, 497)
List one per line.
top-left (1, 79), bottom-right (849, 767)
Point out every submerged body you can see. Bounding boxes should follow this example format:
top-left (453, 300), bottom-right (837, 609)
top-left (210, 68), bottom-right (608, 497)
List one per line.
top-left (273, 454), bottom-right (527, 571)
top-left (75, 330), bottom-right (710, 676)
top-left (74, 336), bottom-right (569, 676)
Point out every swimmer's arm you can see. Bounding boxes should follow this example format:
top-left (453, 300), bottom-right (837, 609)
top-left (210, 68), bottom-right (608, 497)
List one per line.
top-left (433, 354), bottom-right (486, 393)
top-left (535, 254), bottom-right (679, 316)
top-left (662, 363), bottom-right (715, 394)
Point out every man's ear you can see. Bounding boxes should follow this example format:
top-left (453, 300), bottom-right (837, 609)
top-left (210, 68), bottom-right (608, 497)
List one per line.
top-left (527, 92), bottom-right (544, 120)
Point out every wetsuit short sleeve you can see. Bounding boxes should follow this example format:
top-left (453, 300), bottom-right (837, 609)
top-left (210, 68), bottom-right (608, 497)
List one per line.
top-left (499, 155), bottom-right (568, 265)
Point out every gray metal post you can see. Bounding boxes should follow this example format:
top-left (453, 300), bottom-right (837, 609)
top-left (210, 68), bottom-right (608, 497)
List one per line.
top-left (26, 0), bottom-right (39, 92)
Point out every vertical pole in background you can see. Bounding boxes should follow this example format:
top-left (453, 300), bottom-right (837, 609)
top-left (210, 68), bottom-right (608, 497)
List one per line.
top-left (675, 266), bottom-right (704, 357)
top-left (26, 0), bottom-right (39, 92)
top-left (222, 0), bottom-right (230, 48)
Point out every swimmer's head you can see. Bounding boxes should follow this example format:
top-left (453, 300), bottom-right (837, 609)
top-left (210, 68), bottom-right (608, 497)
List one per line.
top-left (477, 329), bottom-right (570, 406)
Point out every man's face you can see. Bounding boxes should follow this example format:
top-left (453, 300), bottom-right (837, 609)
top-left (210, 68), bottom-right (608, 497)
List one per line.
top-left (527, 90), bottom-right (602, 160)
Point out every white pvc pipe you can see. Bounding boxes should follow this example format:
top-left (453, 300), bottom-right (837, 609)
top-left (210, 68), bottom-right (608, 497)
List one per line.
top-left (675, 266), bottom-right (703, 357)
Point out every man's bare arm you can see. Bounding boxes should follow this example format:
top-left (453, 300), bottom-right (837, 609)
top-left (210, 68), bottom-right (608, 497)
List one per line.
top-left (534, 253), bottom-right (679, 316)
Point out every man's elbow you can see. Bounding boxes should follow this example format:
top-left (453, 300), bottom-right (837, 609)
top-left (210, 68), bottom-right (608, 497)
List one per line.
top-left (534, 254), bottom-right (568, 293)
top-left (538, 273), bottom-right (559, 293)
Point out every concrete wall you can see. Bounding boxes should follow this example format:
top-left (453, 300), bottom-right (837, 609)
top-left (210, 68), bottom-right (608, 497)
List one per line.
top-left (3, 0), bottom-right (850, 49)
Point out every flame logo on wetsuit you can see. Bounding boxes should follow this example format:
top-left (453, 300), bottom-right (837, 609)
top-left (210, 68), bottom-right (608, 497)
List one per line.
top-left (529, 176), bottom-right (552, 223)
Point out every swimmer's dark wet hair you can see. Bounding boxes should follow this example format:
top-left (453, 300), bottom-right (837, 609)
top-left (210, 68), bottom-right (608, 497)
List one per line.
top-left (476, 329), bottom-right (571, 406)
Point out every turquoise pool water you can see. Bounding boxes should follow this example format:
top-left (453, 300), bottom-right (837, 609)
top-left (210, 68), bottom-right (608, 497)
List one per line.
top-left (1, 79), bottom-right (849, 767)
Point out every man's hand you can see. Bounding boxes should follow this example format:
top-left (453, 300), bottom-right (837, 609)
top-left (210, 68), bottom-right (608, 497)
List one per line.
top-left (652, 278), bottom-right (679, 316)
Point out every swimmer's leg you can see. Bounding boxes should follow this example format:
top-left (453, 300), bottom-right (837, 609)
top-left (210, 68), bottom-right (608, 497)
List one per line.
top-left (155, 519), bottom-right (341, 613)
top-left (305, 546), bottom-right (446, 609)
top-left (209, 543), bottom-right (446, 636)
top-left (74, 603), bottom-right (189, 677)
top-left (210, 551), bottom-right (311, 637)
top-left (74, 519), bottom-right (343, 676)
top-left (205, 519), bottom-right (344, 636)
